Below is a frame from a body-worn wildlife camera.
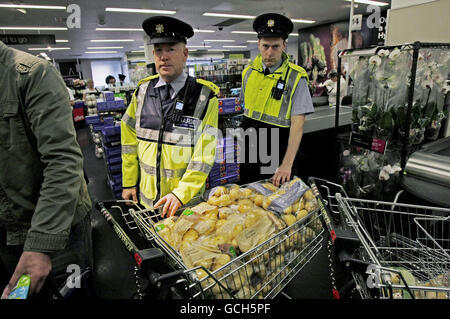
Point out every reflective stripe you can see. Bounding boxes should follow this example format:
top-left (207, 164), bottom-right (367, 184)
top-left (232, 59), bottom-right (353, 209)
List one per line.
top-left (140, 191), bottom-right (154, 208)
top-left (122, 145), bottom-right (137, 154)
top-left (250, 111), bottom-right (291, 127)
top-left (243, 68), bottom-right (253, 92)
top-left (279, 68), bottom-right (299, 121)
top-left (136, 127), bottom-right (194, 146)
top-left (140, 162), bottom-right (186, 178)
top-left (193, 86), bottom-right (211, 119)
top-left (187, 161), bottom-right (212, 174)
top-left (122, 113), bottom-right (136, 129)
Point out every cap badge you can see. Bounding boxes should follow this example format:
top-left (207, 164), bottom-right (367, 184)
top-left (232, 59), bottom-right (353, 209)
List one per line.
top-left (267, 19), bottom-right (275, 27)
top-left (156, 24), bottom-right (164, 34)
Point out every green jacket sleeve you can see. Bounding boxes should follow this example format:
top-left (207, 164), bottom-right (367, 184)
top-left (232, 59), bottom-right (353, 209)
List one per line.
top-left (172, 95), bottom-right (219, 204)
top-left (21, 61), bottom-right (86, 253)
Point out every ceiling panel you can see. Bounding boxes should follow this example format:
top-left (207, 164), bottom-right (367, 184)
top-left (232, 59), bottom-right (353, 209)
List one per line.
top-left (0, 0), bottom-right (391, 59)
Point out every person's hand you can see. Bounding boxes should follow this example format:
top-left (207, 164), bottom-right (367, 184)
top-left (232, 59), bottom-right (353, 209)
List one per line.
top-left (154, 193), bottom-right (182, 218)
top-left (271, 163), bottom-right (292, 187)
top-left (122, 188), bottom-right (138, 206)
top-left (1, 251), bottom-right (52, 299)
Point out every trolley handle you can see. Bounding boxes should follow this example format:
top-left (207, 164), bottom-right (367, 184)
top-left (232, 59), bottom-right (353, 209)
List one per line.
top-left (96, 201), bottom-right (190, 295)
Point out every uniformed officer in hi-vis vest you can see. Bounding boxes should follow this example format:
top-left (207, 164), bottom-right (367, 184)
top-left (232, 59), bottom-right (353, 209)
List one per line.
top-left (121, 16), bottom-right (219, 217)
top-left (239, 13), bottom-right (314, 186)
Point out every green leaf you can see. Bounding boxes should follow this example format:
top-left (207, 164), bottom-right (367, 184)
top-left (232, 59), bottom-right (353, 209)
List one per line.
top-left (379, 112), bottom-right (393, 130)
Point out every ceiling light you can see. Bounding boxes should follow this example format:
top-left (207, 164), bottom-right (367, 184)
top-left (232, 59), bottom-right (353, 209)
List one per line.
top-left (187, 45), bottom-right (212, 48)
top-left (28, 47), bottom-right (71, 51)
top-left (139, 46), bottom-right (145, 48)
top-left (96, 28), bottom-right (142, 31)
top-left (0, 4), bottom-right (66, 10)
top-left (344, 0), bottom-right (389, 6)
top-left (194, 29), bottom-right (215, 33)
top-left (246, 40), bottom-right (258, 43)
top-left (55, 40), bottom-right (69, 43)
top-left (203, 12), bottom-right (255, 19)
top-left (85, 51), bottom-right (118, 54)
top-left (16, 8), bottom-right (26, 14)
top-left (0, 27), bottom-right (67, 30)
top-left (223, 45), bottom-right (247, 48)
top-left (291, 19), bottom-right (315, 24)
top-left (205, 40), bottom-right (235, 42)
top-left (91, 39), bottom-right (135, 42)
top-left (189, 49), bottom-right (198, 52)
top-left (87, 46), bottom-right (124, 49)
top-left (232, 31), bottom-right (257, 35)
top-left (208, 49), bottom-right (230, 52)
top-left (290, 33), bottom-right (299, 37)
top-left (105, 7), bottom-right (176, 14)
top-left (130, 50), bottom-right (144, 53)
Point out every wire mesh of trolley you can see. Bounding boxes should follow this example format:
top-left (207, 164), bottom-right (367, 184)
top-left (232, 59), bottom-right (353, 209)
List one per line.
top-left (336, 194), bottom-right (450, 299)
top-left (307, 176), bottom-right (450, 299)
top-left (105, 197), bottom-right (325, 299)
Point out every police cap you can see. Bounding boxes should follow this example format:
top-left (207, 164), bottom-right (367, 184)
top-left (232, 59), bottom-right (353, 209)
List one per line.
top-left (142, 16), bottom-right (194, 44)
top-left (253, 13), bottom-right (294, 40)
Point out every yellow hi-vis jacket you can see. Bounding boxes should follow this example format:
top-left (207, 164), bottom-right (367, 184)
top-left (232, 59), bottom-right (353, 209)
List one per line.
top-left (121, 74), bottom-right (219, 208)
top-left (242, 51), bottom-right (308, 128)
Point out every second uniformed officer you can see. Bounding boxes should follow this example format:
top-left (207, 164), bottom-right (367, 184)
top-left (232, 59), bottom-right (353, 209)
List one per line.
top-left (240, 13), bottom-right (314, 186)
top-left (121, 16), bottom-right (219, 217)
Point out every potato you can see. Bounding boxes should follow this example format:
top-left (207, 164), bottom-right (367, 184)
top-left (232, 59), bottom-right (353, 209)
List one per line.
top-left (207, 196), bottom-right (221, 206)
top-left (212, 186), bottom-right (228, 197)
top-left (229, 188), bottom-right (240, 201)
top-left (253, 194), bottom-right (264, 207)
top-left (305, 200), bottom-right (317, 212)
top-left (240, 188), bottom-right (253, 198)
top-left (303, 189), bottom-right (315, 201)
top-left (231, 239), bottom-right (238, 248)
top-left (238, 199), bottom-right (253, 206)
top-left (296, 209), bottom-right (309, 221)
top-left (283, 205), bottom-right (293, 215)
top-left (182, 229), bottom-right (199, 243)
top-left (238, 204), bottom-right (252, 214)
top-left (263, 198), bottom-right (271, 209)
top-left (218, 194), bottom-right (233, 207)
top-left (282, 214), bottom-right (296, 227)
top-left (218, 207), bottom-right (233, 219)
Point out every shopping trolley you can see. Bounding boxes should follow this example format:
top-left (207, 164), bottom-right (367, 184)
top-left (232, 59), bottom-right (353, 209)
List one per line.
top-left (308, 176), bottom-right (450, 299)
top-left (96, 193), bottom-right (325, 299)
top-left (336, 194), bottom-right (450, 299)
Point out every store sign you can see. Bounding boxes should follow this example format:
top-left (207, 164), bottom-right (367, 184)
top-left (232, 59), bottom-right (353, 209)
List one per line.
top-left (0, 34), bottom-right (56, 45)
top-left (349, 132), bottom-right (387, 154)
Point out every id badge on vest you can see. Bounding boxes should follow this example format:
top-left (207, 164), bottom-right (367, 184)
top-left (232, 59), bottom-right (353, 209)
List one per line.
top-left (173, 115), bottom-right (200, 130)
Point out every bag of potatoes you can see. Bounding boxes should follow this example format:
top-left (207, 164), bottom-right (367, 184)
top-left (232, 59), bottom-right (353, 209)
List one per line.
top-left (263, 178), bottom-right (310, 214)
top-left (236, 215), bottom-right (276, 253)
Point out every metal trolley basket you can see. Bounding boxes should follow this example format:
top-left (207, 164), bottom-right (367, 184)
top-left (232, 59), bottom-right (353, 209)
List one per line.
top-left (103, 192), bottom-right (325, 299)
top-left (336, 194), bottom-right (450, 299)
top-left (308, 176), bottom-right (450, 299)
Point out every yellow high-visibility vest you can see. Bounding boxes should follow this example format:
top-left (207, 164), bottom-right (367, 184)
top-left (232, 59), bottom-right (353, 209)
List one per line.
top-left (121, 74), bottom-right (219, 207)
top-left (242, 52), bottom-right (308, 127)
